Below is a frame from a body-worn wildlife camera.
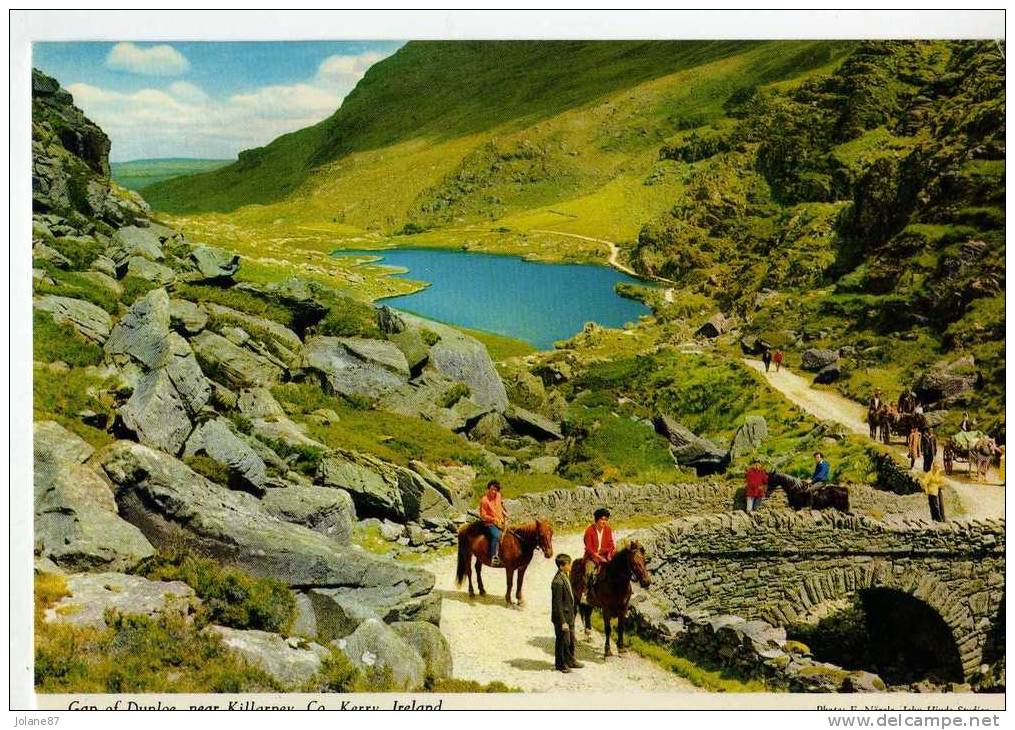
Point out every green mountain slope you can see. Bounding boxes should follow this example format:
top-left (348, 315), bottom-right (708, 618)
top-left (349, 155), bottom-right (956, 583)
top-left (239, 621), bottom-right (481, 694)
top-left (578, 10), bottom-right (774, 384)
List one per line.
top-left (111, 158), bottom-right (232, 192)
top-left (144, 40), bottom-right (851, 214)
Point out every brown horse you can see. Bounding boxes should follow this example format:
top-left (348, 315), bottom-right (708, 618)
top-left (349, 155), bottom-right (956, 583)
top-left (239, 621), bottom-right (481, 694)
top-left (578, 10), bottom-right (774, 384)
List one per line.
top-left (456, 519), bottom-right (553, 605)
top-left (767, 471), bottom-right (850, 512)
top-left (570, 541), bottom-right (651, 658)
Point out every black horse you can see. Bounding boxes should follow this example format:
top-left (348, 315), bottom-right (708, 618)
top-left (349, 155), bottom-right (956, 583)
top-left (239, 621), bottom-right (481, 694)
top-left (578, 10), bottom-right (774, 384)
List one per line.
top-left (767, 471), bottom-right (850, 513)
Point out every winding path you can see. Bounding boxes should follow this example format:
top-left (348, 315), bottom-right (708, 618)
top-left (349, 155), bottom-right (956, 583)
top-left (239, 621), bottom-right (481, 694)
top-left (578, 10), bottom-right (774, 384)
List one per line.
top-left (743, 359), bottom-right (1004, 520)
top-left (425, 532), bottom-right (698, 693)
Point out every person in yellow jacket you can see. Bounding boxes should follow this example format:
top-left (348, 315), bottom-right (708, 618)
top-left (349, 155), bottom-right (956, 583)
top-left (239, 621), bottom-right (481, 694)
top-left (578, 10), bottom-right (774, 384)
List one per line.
top-left (922, 464), bottom-right (946, 522)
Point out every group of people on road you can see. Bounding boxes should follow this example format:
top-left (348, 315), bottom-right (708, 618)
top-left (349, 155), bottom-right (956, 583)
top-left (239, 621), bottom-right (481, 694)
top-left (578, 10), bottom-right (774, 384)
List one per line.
top-left (478, 480), bottom-right (617, 673)
top-left (761, 347), bottom-right (784, 373)
top-left (743, 452), bottom-right (830, 512)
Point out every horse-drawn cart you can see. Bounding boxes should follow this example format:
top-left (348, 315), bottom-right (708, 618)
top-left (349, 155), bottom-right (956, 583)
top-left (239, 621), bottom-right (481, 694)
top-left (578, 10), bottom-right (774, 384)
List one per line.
top-left (943, 430), bottom-right (1000, 479)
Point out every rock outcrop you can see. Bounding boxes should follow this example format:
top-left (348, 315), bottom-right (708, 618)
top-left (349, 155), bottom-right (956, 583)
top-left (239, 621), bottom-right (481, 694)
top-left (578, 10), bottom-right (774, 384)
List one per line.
top-left (653, 414), bottom-right (730, 476)
top-left (43, 572), bottom-right (195, 629)
top-left (100, 441), bottom-right (434, 596)
top-left (34, 421), bottom-right (155, 571)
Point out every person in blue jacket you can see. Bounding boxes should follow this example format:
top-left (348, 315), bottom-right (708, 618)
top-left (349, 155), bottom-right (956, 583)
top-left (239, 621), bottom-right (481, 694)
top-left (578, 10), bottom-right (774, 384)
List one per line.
top-left (809, 452), bottom-right (830, 486)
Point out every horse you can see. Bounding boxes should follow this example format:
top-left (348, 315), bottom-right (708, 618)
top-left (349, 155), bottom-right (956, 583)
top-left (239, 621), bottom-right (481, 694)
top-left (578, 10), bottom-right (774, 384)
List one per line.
top-left (969, 435), bottom-right (1001, 482)
top-left (570, 541), bottom-right (652, 658)
top-left (767, 471), bottom-right (850, 513)
top-left (456, 519), bottom-right (553, 605)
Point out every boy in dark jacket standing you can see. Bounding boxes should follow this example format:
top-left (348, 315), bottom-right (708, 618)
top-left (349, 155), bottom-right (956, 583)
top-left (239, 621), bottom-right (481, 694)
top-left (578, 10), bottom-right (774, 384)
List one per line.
top-left (551, 554), bottom-right (583, 672)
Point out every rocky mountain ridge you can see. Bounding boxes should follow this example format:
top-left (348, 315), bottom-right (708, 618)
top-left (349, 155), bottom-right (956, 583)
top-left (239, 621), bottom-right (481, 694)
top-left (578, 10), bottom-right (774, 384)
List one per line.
top-left (31, 68), bottom-right (563, 691)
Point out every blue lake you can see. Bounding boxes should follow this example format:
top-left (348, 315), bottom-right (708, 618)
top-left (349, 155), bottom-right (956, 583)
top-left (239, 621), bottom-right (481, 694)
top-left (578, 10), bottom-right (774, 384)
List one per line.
top-left (335, 248), bottom-right (651, 350)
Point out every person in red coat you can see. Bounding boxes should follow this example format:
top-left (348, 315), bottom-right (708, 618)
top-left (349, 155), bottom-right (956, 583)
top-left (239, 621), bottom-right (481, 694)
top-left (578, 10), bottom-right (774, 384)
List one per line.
top-left (582, 508), bottom-right (615, 593)
top-left (744, 461), bottom-right (769, 512)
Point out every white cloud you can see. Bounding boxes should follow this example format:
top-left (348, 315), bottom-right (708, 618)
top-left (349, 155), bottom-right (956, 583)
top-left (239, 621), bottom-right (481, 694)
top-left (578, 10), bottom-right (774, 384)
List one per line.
top-left (71, 48), bottom-right (393, 160)
top-left (106, 42), bottom-right (189, 76)
top-left (316, 52), bottom-right (388, 86)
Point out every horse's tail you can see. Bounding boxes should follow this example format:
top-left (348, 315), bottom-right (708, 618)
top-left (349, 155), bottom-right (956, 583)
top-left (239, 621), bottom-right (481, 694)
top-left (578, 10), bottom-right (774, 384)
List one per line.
top-left (455, 529), bottom-right (471, 587)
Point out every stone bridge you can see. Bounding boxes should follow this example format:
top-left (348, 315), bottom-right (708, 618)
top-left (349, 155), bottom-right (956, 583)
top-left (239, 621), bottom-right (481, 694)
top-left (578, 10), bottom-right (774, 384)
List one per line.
top-left (635, 511), bottom-right (1004, 681)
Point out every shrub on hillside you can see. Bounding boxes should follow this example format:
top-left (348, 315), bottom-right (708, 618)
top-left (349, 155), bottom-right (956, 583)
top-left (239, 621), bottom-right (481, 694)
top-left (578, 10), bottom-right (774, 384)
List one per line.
top-left (133, 551), bottom-right (296, 633)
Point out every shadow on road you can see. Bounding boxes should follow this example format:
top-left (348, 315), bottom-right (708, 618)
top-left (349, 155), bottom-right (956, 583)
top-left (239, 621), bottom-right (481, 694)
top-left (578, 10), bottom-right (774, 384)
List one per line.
top-left (435, 588), bottom-right (517, 609)
top-left (529, 635), bottom-right (608, 665)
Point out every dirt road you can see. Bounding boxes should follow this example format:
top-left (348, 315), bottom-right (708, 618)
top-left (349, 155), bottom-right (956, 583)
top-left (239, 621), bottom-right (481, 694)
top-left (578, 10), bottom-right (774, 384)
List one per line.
top-left (426, 532), bottom-right (698, 693)
top-left (744, 359), bottom-right (1004, 519)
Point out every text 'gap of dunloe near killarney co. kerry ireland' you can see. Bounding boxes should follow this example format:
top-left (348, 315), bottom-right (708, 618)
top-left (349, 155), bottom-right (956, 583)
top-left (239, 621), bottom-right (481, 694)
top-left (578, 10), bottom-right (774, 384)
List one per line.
top-left (15, 11), bottom-right (1006, 713)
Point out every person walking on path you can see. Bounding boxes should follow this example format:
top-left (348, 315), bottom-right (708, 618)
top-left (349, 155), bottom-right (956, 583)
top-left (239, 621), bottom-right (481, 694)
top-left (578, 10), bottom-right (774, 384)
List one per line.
top-left (773, 349), bottom-right (784, 372)
top-left (762, 348), bottom-right (773, 372)
top-left (744, 461), bottom-right (768, 512)
top-left (922, 464), bottom-right (946, 522)
top-left (907, 426), bottom-right (922, 469)
top-left (479, 480), bottom-right (507, 567)
top-left (920, 429), bottom-right (938, 473)
top-left (550, 554), bottom-right (583, 673)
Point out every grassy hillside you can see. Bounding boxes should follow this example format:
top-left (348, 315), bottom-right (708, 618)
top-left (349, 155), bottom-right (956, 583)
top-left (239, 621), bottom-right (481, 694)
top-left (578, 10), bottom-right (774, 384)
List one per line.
top-left (144, 40), bottom-right (852, 218)
top-left (111, 158), bottom-right (232, 191)
top-left (145, 39), bottom-right (1003, 429)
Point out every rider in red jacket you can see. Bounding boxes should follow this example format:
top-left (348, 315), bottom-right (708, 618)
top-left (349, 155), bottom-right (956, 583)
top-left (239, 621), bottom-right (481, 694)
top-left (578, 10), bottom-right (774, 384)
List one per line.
top-left (583, 508), bottom-right (615, 567)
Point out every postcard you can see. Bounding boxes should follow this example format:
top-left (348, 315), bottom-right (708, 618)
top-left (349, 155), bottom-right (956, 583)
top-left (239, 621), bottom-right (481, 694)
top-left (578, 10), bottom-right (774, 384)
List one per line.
top-left (10, 9), bottom-right (1006, 715)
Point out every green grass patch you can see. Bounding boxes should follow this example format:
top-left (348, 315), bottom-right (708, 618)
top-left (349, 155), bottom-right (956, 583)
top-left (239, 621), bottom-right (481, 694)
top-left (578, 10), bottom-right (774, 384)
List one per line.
top-left (34, 268), bottom-right (120, 314)
top-left (174, 283), bottom-right (296, 327)
top-left (33, 363), bottom-right (115, 448)
top-left (183, 455), bottom-right (232, 486)
top-left (272, 382), bottom-right (491, 469)
top-left (469, 471), bottom-right (577, 500)
top-left (34, 572), bottom-right (281, 693)
top-left (33, 310), bottom-right (104, 367)
top-left (588, 613), bottom-right (769, 692)
top-left (133, 551), bottom-right (296, 634)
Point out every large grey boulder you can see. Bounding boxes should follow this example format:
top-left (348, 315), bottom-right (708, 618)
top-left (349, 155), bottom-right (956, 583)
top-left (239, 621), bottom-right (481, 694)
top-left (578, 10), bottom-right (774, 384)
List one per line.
top-left (729, 415), bottom-right (768, 462)
top-left (184, 418), bottom-right (268, 495)
top-left (261, 484), bottom-right (355, 544)
top-left (653, 414), bottom-right (729, 476)
top-left (401, 314), bottom-right (508, 412)
top-left (696, 313), bottom-right (730, 338)
top-left (815, 363), bottom-right (841, 384)
top-left (331, 618), bottom-right (426, 690)
top-left (109, 225), bottom-right (163, 263)
top-left (206, 626), bottom-right (329, 689)
top-left (237, 387), bottom-right (288, 420)
top-left (34, 295), bottom-right (112, 344)
top-left (338, 338), bottom-right (411, 377)
top-left (191, 245), bottom-right (240, 281)
top-left (126, 256), bottom-right (175, 285)
top-left (317, 586), bottom-right (442, 627)
top-left (100, 441), bottom-right (434, 595)
top-left (391, 621), bottom-right (453, 682)
top-left (34, 422), bottom-right (154, 571)
top-left (43, 572), bottom-right (195, 629)
top-left (801, 348), bottom-right (839, 372)
top-left (505, 405), bottom-right (563, 441)
top-left (169, 298), bottom-right (207, 335)
top-left (105, 288), bottom-right (172, 369)
top-left (306, 590), bottom-right (381, 641)
top-left (916, 356), bottom-right (980, 406)
top-left (192, 330), bottom-right (284, 388)
top-left (316, 450), bottom-right (450, 523)
top-left (301, 336), bottom-right (407, 400)
top-left (379, 371), bottom-right (489, 432)
top-left (204, 303), bottom-right (301, 369)
top-left (526, 455), bottom-right (561, 474)
top-left (118, 368), bottom-right (194, 455)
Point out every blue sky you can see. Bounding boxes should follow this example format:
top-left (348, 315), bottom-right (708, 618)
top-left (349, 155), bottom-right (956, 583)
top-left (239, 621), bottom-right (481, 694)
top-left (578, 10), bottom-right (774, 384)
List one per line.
top-left (33, 41), bottom-right (404, 161)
